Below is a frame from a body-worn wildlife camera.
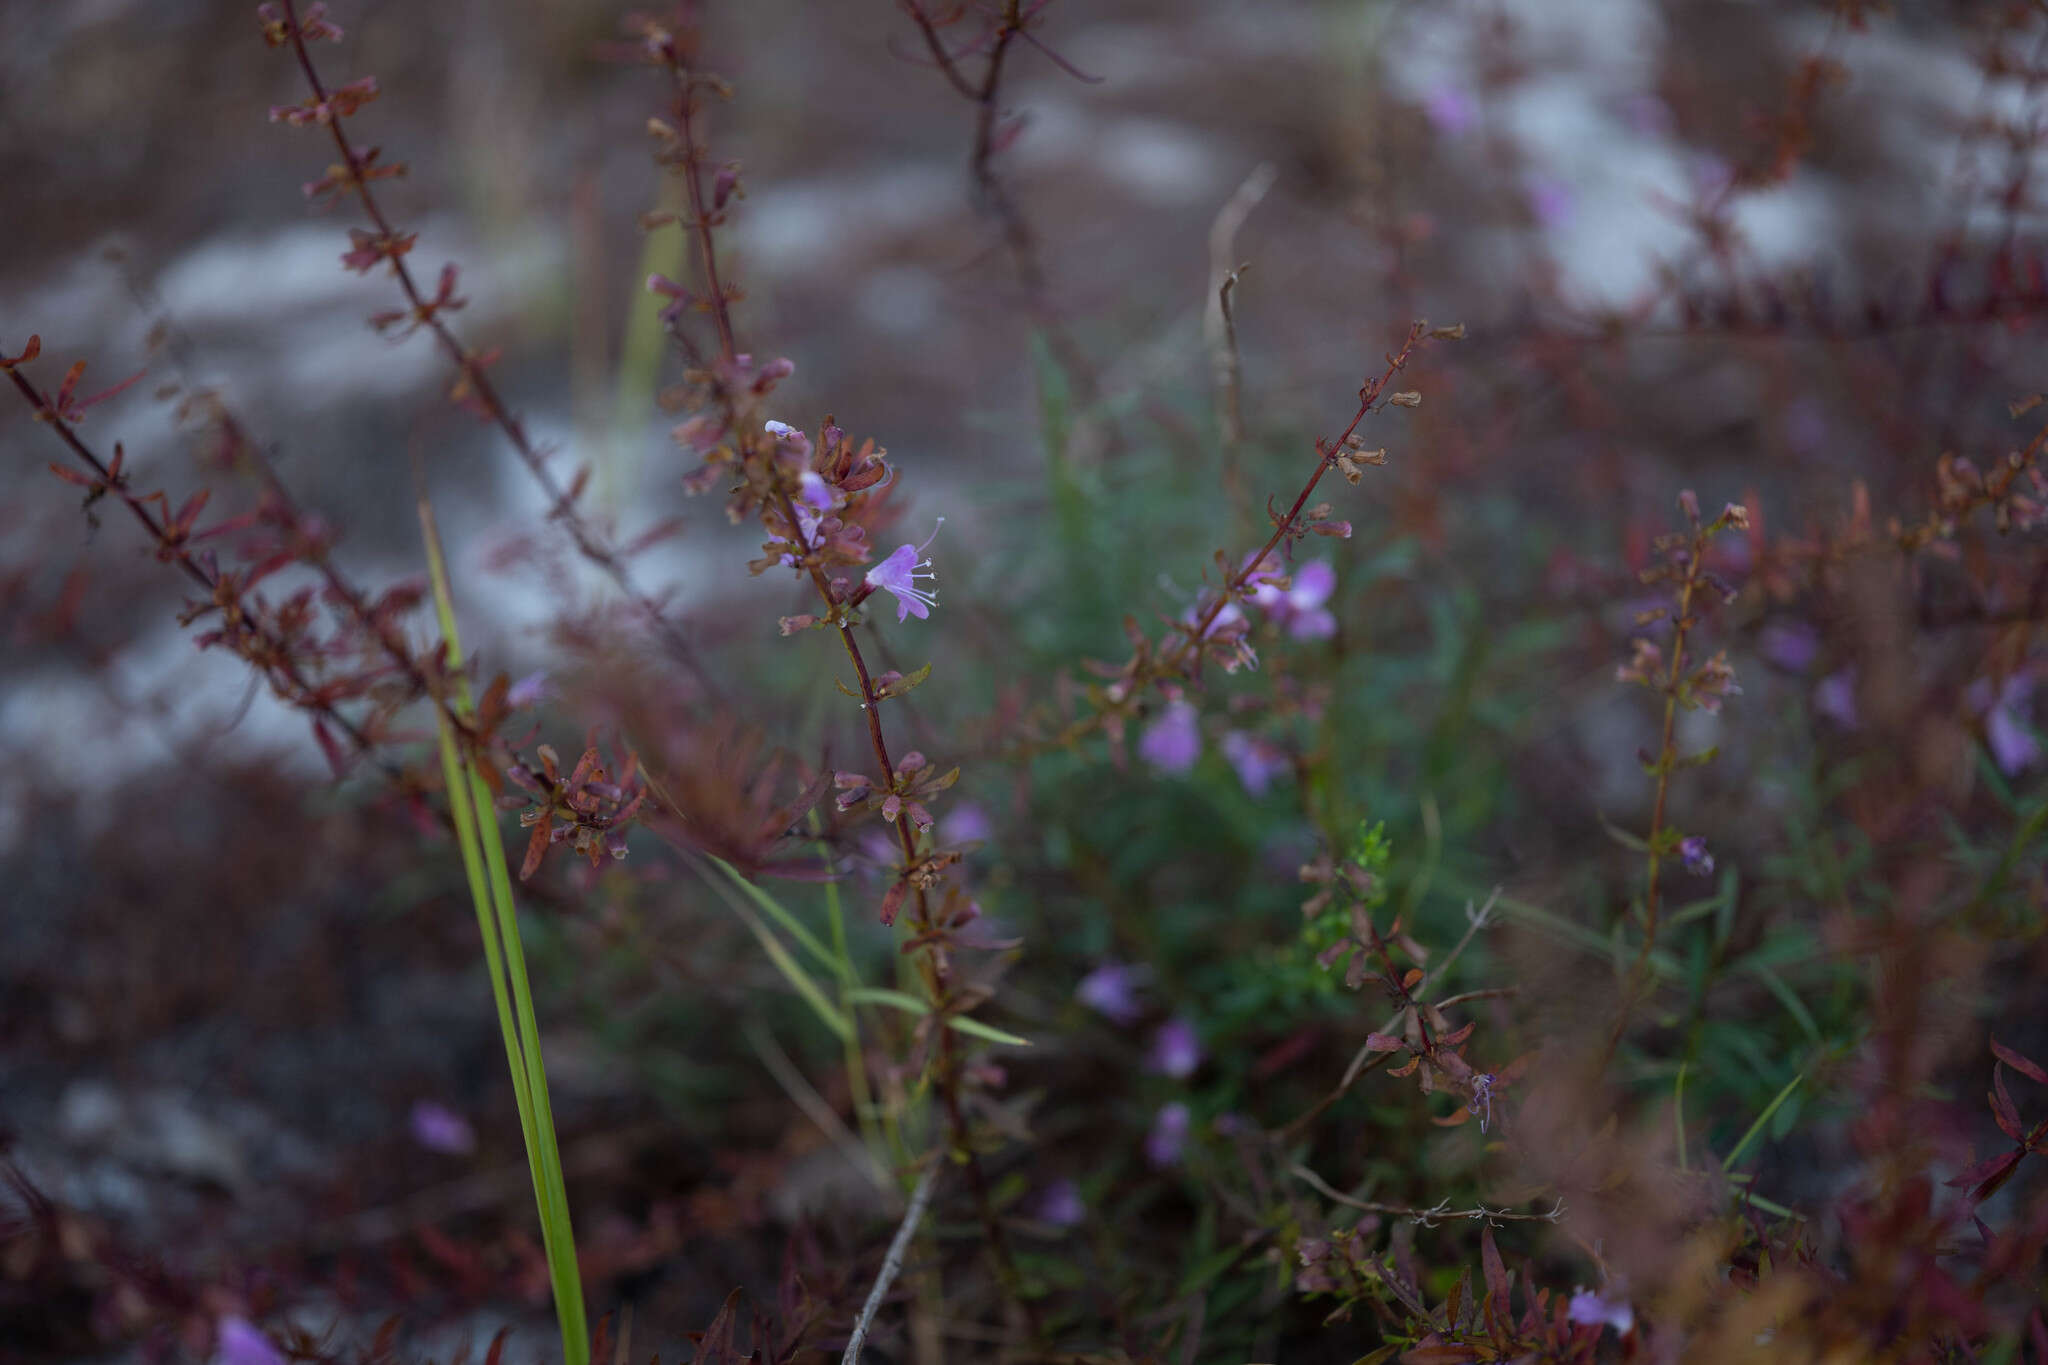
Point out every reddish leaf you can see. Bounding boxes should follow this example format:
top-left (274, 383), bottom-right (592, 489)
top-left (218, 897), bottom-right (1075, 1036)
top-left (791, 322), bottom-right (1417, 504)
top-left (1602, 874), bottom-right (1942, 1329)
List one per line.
top-left (0, 334), bottom-right (40, 368)
top-left (519, 821), bottom-right (549, 880)
top-left (1481, 1224), bottom-right (1511, 1310)
top-left (1993, 1038), bottom-right (2048, 1085)
top-left (1944, 1148), bottom-right (2022, 1202)
top-left (312, 718), bottom-right (349, 779)
top-left (1991, 1066), bottom-right (2023, 1141)
top-left (1364, 1032), bottom-right (1407, 1053)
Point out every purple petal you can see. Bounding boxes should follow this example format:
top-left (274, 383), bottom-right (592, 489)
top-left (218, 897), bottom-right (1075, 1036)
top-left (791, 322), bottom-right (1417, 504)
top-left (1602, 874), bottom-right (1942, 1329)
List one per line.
top-left (409, 1100), bottom-right (476, 1155)
top-left (1030, 1179), bottom-right (1086, 1227)
top-left (1567, 1288), bottom-right (1634, 1334)
top-left (1221, 731), bottom-right (1288, 797)
top-left (1145, 1102), bottom-right (1191, 1168)
top-left (1289, 560), bottom-right (1336, 608)
top-left (1076, 961), bottom-right (1145, 1025)
top-left (1758, 621), bottom-right (1819, 674)
top-left (1139, 700), bottom-right (1202, 775)
top-left (215, 1319), bottom-right (286, 1365)
top-left (1147, 1018), bottom-right (1203, 1078)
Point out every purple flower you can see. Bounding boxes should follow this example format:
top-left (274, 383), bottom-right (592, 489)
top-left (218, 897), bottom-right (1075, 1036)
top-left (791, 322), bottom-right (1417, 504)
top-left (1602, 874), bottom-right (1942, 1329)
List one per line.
top-left (1678, 835), bottom-right (1713, 878)
top-left (1423, 84), bottom-right (1478, 137)
top-left (1139, 699), bottom-right (1202, 774)
top-left (1221, 730), bottom-right (1289, 797)
top-left (1525, 174), bottom-right (1575, 229)
top-left (409, 1099), bottom-right (476, 1155)
top-left (506, 670), bottom-right (552, 709)
top-left (1145, 1102), bottom-right (1191, 1168)
top-left (1567, 1287), bottom-right (1634, 1334)
top-left (215, 1318), bottom-right (286, 1365)
top-left (1076, 961), bottom-right (1146, 1024)
top-left (1147, 1017), bottom-right (1203, 1078)
top-left (796, 469), bottom-right (836, 510)
top-left (1970, 673), bottom-right (2042, 776)
top-left (1250, 560), bottom-right (1337, 639)
top-left (1758, 621), bottom-right (1818, 674)
top-left (1029, 1179), bottom-right (1086, 1227)
top-left (864, 519), bottom-right (943, 622)
top-left (939, 802), bottom-right (991, 845)
top-left (1814, 667), bottom-right (1858, 729)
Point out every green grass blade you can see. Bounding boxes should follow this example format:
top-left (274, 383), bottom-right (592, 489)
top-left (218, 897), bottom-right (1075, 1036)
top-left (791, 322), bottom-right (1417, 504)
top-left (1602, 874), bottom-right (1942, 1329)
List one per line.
top-left (845, 987), bottom-right (1032, 1047)
top-left (421, 499), bottom-right (588, 1365)
top-left (1724, 1071), bottom-right (1805, 1169)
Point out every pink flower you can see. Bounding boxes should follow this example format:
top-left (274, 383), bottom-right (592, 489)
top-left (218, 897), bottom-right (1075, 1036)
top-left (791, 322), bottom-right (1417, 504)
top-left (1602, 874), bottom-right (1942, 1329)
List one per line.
top-left (864, 520), bottom-right (943, 621)
top-left (1139, 699), bottom-right (1201, 774)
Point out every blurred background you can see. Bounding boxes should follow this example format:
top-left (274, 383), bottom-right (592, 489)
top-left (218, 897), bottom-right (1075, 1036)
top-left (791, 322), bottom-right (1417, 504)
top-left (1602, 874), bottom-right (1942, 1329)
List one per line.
top-left (4, 0), bottom-right (2045, 1360)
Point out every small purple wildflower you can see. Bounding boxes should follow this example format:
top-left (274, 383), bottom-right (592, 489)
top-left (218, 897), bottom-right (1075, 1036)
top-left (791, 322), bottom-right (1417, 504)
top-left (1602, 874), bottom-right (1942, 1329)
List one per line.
top-left (409, 1099), bottom-right (476, 1155)
top-left (1525, 173), bottom-right (1575, 229)
top-left (1145, 1101), bottom-right (1191, 1168)
top-left (1679, 835), bottom-right (1713, 877)
top-left (1029, 1178), bottom-right (1086, 1227)
top-left (1567, 1287), bottom-right (1635, 1334)
top-left (505, 670), bottom-right (552, 709)
top-left (764, 418), bottom-right (800, 442)
top-left (1423, 84), bottom-right (1478, 137)
top-left (864, 519), bottom-right (943, 622)
top-left (1814, 667), bottom-right (1858, 729)
top-left (1758, 620), bottom-right (1819, 674)
top-left (1969, 673), bottom-right (2042, 776)
top-left (215, 1318), bottom-right (286, 1365)
top-left (1466, 1072), bottom-right (1496, 1132)
top-left (1076, 961), bottom-right (1146, 1025)
top-left (1147, 1017), bottom-right (1203, 1078)
top-left (1250, 560), bottom-right (1337, 639)
top-left (939, 802), bottom-right (992, 845)
top-left (796, 469), bottom-right (836, 510)
top-left (1139, 698), bottom-right (1202, 774)
top-left (1221, 730), bottom-right (1289, 797)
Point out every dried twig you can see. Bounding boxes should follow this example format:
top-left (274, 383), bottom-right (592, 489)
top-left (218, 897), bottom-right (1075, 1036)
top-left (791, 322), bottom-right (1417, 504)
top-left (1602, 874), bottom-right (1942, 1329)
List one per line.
top-left (841, 1163), bottom-right (941, 1365)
